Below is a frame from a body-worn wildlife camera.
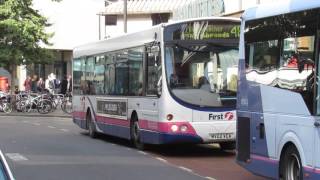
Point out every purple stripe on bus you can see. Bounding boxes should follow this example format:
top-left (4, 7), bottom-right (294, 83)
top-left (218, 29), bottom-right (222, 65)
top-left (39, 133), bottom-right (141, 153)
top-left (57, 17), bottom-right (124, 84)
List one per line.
top-left (250, 154), bottom-right (278, 164)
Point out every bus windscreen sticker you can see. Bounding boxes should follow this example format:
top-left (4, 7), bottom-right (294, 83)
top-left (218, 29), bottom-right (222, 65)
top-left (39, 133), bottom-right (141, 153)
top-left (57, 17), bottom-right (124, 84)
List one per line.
top-left (97, 100), bottom-right (127, 118)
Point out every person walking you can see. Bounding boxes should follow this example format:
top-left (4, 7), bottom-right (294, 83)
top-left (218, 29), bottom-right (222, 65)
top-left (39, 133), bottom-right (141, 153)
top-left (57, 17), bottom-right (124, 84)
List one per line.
top-left (60, 75), bottom-right (68, 95)
top-left (37, 78), bottom-right (45, 92)
top-left (67, 75), bottom-right (72, 93)
top-left (23, 76), bottom-right (32, 92)
top-left (31, 75), bottom-right (38, 93)
top-left (45, 73), bottom-right (55, 94)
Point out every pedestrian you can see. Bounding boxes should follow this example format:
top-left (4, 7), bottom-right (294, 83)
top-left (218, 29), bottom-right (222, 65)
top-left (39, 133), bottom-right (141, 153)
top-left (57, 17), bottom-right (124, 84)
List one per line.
top-left (37, 78), bottom-right (45, 92)
top-left (45, 73), bottom-right (55, 94)
top-left (31, 75), bottom-right (38, 93)
top-left (67, 75), bottom-right (72, 93)
top-left (23, 76), bottom-right (32, 92)
top-left (60, 75), bottom-right (68, 95)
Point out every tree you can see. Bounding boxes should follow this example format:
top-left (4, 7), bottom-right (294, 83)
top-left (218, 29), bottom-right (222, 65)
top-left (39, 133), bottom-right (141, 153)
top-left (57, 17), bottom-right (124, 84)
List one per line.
top-left (0, 0), bottom-right (61, 67)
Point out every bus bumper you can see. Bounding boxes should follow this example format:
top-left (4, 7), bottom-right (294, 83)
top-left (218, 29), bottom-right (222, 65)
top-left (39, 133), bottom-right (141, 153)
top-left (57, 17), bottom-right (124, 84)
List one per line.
top-left (140, 130), bottom-right (203, 144)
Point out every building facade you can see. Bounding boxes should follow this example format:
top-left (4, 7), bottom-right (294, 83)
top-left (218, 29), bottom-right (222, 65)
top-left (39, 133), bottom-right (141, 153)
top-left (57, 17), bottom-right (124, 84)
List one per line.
top-left (100, 0), bottom-right (225, 38)
top-left (100, 0), bottom-right (192, 38)
top-left (223, 0), bottom-right (283, 17)
top-left (11, 0), bottom-right (105, 91)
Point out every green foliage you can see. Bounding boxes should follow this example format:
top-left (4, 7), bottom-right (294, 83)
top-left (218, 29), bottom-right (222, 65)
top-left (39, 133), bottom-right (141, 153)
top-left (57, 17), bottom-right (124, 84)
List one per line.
top-left (0, 0), bottom-right (57, 67)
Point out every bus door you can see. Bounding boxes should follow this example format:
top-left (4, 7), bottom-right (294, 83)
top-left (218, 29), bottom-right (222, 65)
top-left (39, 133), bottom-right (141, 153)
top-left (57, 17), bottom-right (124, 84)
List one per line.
top-left (315, 116), bottom-right (320, 169)
top-left (314, 33), bottom-right (320, 170)
top-left (139, 45), bottom-right (161, 123)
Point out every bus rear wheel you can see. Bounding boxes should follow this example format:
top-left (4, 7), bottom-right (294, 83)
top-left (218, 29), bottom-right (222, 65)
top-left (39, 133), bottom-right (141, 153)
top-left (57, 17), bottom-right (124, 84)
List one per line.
top-left (280, 145), bottom-right (303, 180)
top-left (130, 118), bottom-right (144, 150)
top-left (87, 111), bottom-right (97, 138)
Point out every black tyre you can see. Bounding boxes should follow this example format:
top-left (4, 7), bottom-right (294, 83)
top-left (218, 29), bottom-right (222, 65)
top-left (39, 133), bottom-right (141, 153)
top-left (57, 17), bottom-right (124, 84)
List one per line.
top-left (87, 112), bottom-right (97, 138)
top-left (280, 145), bottom-right (303, 180)
top-left (37, 100), bottom-right (52, 114)
top-left (220, 142), bottom-right (236, 151)
top-left (130, 117), bottom-right (145, 150)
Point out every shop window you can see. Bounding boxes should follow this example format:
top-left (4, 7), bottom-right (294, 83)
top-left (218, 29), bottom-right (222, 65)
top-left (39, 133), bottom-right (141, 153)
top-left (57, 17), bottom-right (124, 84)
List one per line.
top-left (105, 15), bottom-right (117, 25)
top-left (151, 13), bottom-right (170, 26)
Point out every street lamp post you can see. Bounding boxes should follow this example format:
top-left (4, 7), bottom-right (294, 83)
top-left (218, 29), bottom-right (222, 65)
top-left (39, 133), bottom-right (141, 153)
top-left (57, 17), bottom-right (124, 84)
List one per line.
top-left (123, 0), bottom-right (127, 33)
top-left (98, 14), bottom-right (101, 40)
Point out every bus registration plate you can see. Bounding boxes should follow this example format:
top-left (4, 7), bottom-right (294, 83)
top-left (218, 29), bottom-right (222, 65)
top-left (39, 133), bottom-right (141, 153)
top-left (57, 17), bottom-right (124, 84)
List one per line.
top-left (209, 133), bottom-right (233, 140)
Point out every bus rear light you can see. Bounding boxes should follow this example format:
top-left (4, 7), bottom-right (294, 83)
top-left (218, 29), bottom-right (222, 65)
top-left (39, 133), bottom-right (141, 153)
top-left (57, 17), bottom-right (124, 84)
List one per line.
top-left (171, 125), bottom-right (178, 132)
top-left (304, 173), bottom-right (310, 178)
top-left (180, 125), bottom-right (188, 132)
top-left (166, 114), bottom-right (173, 121)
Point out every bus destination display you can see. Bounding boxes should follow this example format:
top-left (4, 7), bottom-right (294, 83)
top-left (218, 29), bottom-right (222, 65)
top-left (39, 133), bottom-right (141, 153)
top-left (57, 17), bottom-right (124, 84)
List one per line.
top-left (173, 22), bottom-right (240, 40)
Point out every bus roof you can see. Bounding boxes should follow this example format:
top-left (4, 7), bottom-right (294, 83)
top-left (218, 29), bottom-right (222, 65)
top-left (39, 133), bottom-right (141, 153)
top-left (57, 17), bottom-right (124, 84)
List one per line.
top-left (73, 25), bottom-right (162, 59)
top-left (242, 0), bottom-right (320, 21)
top-left (73, 17), bottom-right (240, 59)
top-left (163, 16), bottom-right (240, 27)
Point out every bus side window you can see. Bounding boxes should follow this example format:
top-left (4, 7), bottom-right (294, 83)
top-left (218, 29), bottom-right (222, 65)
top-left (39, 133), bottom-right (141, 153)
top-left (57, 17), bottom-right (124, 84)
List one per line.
top-left (146, 49), bottom-right (161, 95)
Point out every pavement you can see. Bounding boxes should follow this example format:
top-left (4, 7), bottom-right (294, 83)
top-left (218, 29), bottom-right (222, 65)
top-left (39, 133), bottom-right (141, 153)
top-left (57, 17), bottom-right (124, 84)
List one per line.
top-left (0, 109), bottom-right (71, 118)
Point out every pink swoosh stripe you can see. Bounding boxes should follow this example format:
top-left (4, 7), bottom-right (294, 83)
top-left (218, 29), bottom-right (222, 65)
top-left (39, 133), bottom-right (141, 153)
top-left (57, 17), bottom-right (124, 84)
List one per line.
top-left (72, 111), bottom-right (197, 135)
top-left (304, 166), bottom-right (320, 174)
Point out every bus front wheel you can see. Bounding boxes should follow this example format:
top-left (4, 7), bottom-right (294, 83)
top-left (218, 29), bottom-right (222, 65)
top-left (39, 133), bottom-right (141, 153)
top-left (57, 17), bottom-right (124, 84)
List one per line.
top-left (87, 111), bottom-right (97, 138)
top-left (130, 117), bottom-right (144, 150)
top-left (280, 145), bottom-right (303, 180)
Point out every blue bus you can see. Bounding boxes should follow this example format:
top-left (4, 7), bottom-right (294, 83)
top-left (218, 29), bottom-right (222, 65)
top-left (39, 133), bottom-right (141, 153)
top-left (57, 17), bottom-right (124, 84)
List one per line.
top-left (237, 1), bottom-right (320, 179)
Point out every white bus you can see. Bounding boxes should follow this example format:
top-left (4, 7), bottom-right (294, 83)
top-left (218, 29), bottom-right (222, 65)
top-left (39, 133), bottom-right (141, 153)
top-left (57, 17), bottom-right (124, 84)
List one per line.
top-left (72, 17), bottom-right (240, 150)
top-left (237, 1), bottom-right (320, 179)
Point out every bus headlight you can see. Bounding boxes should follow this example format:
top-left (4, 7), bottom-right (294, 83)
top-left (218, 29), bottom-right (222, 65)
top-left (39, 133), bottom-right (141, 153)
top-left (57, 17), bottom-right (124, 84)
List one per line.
top-left (171, 125), bottom-right (178, 132)
top-left (180, 125), bottom-right (188, 132)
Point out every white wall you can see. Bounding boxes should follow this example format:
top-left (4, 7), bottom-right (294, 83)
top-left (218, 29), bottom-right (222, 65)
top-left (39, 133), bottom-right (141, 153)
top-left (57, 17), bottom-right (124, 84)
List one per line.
top-left (105, 14), bottom-right (153, 38)
top-left (33, 0), bottom-right (105, 49)
top-left (224, 0), bottom-right (284, 14)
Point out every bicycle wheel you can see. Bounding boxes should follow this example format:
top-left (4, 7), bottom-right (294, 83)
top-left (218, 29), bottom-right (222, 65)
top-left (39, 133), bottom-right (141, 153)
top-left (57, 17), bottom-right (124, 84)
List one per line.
top-left (21, 101), bottom-right (32, 113)
top-left (15, 101), bottom-right (24, 112)
top-left (50, 100), bottom-right (57, 112)
top-left (37, 100), bottom-right (52, 114)
top-left (2, 103), bottom-right (12, 113)
top-left (61, 99), bottom-right (72, 114)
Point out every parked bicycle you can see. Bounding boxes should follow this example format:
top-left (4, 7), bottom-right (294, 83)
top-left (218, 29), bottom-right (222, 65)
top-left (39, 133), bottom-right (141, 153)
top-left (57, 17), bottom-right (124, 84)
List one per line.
top-left (61, 92), bottom-right (72, 114)
top-left (16, 93), bottom-right (52, 114)
top-left (0, 96), bottom-right (12, 113)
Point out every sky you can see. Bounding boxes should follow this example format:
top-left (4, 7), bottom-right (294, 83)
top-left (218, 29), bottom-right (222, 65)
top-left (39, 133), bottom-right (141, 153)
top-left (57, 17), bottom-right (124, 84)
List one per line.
top-left (32, 0), bottom-right (282, 50)
top-left (33, 0), bottom-right (105, 50)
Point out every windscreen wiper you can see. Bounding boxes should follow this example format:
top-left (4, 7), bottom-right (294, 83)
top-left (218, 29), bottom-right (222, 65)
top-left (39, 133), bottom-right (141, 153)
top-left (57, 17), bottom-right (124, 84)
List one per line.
top-left (174, 43), bottom-right (208, 53)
